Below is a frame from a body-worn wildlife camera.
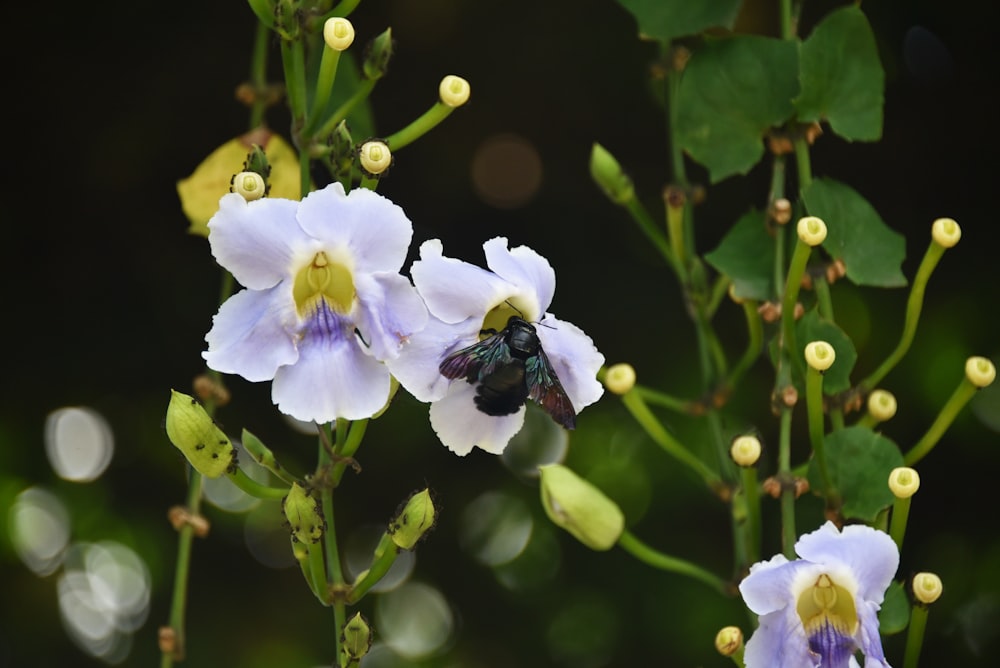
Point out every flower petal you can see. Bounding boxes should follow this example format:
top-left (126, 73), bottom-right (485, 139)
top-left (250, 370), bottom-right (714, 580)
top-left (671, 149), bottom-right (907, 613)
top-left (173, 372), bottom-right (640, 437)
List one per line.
top-left (744, 608), bottom-right (819, 668)
top-left (483, 237), bottom-right (555, 317)
top-left (411, 239), bottom-right (516, 323)
top-left (857, 600), bottom-right (891, 668)
top-left (387, 316), bottom-right (480, 402)
top-left (535, 315), bottom-right (605, 411)
top-left (296, 183), bottom-right (412, 274)
top-left (428, 382), bottom-right (525, 455)
top-left (795, 522), bottom-right (899, 604)
top-left (740, 554), bottom-right (819, 615)
top-left (208, 193), bottom-right (311, 289)
top-left (353, 273), bottom-right (428, 362)
top-left (203, 286), bottom-right (299, 381)
top-left (271, 308), bottom-right (391, 422)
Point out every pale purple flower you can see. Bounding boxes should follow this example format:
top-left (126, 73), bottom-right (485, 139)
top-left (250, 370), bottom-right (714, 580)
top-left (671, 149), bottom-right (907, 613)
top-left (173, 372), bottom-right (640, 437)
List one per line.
top-left (739, 521), bottom-right (899, 668)
top-left (386, 237), bottom-right (604, 456)
top-left (202, 183), bottom-right (427, 423)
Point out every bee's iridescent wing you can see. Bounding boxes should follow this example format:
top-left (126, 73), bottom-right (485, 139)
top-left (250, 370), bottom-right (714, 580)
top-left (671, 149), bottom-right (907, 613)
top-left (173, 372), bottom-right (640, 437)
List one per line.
top-left (439, 330), bottom-right (512, 383)
top-left (525, 349), bottom-right (576, 429)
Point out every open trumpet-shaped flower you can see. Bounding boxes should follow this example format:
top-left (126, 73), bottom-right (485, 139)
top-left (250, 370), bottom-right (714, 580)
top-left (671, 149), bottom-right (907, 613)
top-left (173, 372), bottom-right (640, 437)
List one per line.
top-left (386, 237), bottom-right (604, 456)
top-left (202, 183), bottom-right (427, 423)
top-left (739, 521), bottom-right (898, 668)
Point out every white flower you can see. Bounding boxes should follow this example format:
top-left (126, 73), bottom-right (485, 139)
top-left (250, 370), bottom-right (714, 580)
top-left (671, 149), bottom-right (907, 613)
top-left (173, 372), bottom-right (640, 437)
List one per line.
top-left (387, 237), bottom-right (604, 456)
top-left (202, 183), bottom-right (427, 423)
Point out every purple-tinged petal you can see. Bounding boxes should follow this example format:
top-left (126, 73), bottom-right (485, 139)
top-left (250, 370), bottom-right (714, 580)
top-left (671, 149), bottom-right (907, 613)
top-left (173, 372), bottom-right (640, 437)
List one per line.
top-left (428, 382), bottom-right (525, 455)
top-left (203, 286), bottom-right (299, 381)
top-left (796, 522), bottom-right (899, 603)
top-left (296, 184), bottom-right (412, 274)
top-left (483, 237), bottom-right (555, 316)
top-left (208, 193), bottom-right (312, 290)
top-left (387, 316), bottom-right (480, 403)
top-left (535, 315), bottom-right (605, 411)
top-left (740, 556), bottom-right (821, 615)
top-left (411, 239), bottom-right (516, 323)
top-left (857, 600), bottom-right (891, 668)
top-left (744, 609), bottom-right (819, 668)
top-left (353, 272), bottom-right (428, 361)
top-left (271, 303), bottom-right (391, 422)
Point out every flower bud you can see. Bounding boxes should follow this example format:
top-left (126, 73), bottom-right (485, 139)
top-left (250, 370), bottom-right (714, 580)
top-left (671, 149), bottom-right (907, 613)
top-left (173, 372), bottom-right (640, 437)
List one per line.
top-left (538, 464), bottom-right (624, 551)
top-left (730, 435), bottom-right (762, 467)
top-left (323, 17), bottom-right (355, 51)
top-left (965, 356), bottom-right (996, 388)
top-left (912, 572), bottom-right (943, 604)
top-left (358, 140), bottom-right (392, 177)
top-left (362, 27), bottom-right (393, 80)
top-left (283, 483), bottom-right (324, 544)
top-left (714, 626), bottom-right (743, 657)
top-left (771, 198), bottom-right (792, 225)
top-left (796, 216), bottom-right (827, 246)
top-left (867, 389), bottom-right (897, 422)
top-left (589, 143), bottom-right (635, 205)
top-left (439, 75), bottom-right (470, 107)
top-left (340, 612), bottom-right (373, 664)
top-left (230, 171), bottom-right (266, 201)
top-left (389, 488), bottom-right (437, 550)
top-left (165, 389), bottom-right (236, 478)
top-left (603, 363), bottom-right (636, 395)
top-left (804, 340), bottom-right (835, 372)
top-left (888, 466), bottom-right (920, 499)
top-left (931, 217), bottom-right (961, 248)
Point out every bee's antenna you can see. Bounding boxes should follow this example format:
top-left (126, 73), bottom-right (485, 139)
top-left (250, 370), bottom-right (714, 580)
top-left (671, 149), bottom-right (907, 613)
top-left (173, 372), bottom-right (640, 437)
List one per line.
top-left (504, 300), bottom-right (525, 317)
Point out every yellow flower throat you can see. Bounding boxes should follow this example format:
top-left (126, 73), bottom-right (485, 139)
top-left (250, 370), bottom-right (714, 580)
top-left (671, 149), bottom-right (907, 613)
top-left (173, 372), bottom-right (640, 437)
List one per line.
top-left (292, 251), bottom-right (356, 316)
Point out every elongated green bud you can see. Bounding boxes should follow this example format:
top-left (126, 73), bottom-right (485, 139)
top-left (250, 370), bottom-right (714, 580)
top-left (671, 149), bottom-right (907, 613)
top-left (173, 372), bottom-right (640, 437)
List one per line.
top-left (340, 612), bottom-right (373, 665)
top-left (538, 464), bottom-right (624, 551)
top-left (363, 28), bottom-right (393, 80)
top-left (165, 389), bottom-right (236, 478)
top-left (283, 483), bottom-right (325, 544)
top-left (590, 143), bottom-right (634, 205)
top-left (389, 488), bottom-right (437, 550)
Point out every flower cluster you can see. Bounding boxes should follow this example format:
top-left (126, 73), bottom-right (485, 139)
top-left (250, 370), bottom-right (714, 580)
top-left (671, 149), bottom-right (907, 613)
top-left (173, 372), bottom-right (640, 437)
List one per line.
top-left (202, 184), bottom-right (604, 455)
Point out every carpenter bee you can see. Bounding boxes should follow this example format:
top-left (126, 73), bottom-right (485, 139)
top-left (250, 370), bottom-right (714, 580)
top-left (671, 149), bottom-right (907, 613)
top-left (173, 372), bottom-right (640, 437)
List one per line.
top-left (439, 315), bottom-right (576, 429)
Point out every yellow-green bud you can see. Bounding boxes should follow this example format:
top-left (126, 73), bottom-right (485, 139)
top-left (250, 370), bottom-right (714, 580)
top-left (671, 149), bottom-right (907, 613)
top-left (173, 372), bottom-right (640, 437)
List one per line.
top-left (931, 217), bottom-right (961, 248)
top-left (389, 488), bottom-right (437, 550)
top-left (323, 17), bottom-right (355, 51)
top-left (589, 143), bottom-right (635, 205)
top-left (804, 340), bottom-right (836, 372)
top-left (867, 389), bottom-right (897, 422)
top-left (359, 140), bottom-right (392, 177)
top-left (165, 389), bottom-right (236, 478)
top-left (340, 612), bottom-right (372, 664)
top-left (538, 464), bottom-right (624, 551)
top-left (714, 626), bottom-right (743, 657)
top-left (439, 75), bottom-right (470, 107)
top-left (230, 171), bottom-right (266, 201)
top-left (965, 356), bottom-right (996, 388)
top-left (730, 435), bottom-right (762, 467)
top-left (283, 483), bottom-right (324, 544)
top-left (888, 466), bottom-right (920, 499)
top-left (797, 216), bottom-right (827, 246)
top-left (362, 27), bottom-right (393, 80)
top-left (603, 363), bottom-right (636, 395)
top-left (912, 572), bottom-right (943, 604)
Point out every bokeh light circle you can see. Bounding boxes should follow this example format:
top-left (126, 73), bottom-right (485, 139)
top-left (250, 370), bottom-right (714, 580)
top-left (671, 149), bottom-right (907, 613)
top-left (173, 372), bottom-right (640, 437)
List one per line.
top-left (458, 490), bottom-right (533, 567)
top-left (375, 581), bottom-right (454, 660)
top-left (44, 407), bottom-right (114, 482)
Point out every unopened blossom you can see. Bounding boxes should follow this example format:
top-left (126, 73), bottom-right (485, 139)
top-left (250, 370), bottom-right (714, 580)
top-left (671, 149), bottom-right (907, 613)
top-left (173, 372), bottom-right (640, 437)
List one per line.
top-left (202, 183), bottom-right (427, 423)
top-left (739, 521), bottom-right (898, 668)
top-left (387, 237), bottom-right (604, 455)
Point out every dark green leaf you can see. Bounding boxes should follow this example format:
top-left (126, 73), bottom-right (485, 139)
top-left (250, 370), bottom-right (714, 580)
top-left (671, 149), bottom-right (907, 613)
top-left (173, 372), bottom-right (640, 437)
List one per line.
top-left (879, 581), bottom-right (911, 635)
top-left (795, 5), bottom-right (884, 141)
top-left (704, 210), bottom-right (775, 301)
top-left (808, 426), bottom-right (903, 522)
top-left (802, 178), bottom-right (907, 287)
top-left (796, 309), bottom-right (857, 394)
top-left (675, 36), bottom-right (799, 182)
top-left (615, 0), bottom-right (742, 43)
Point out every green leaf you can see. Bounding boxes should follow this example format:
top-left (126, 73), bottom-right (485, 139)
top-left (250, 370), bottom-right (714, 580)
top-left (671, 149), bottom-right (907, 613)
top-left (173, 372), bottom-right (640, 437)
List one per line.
top-left (795, 309), bottom-right (857, 395)
top-left (802, 178), bottom-right (907, 287)
top-left (878, 581), bottom-right (911, 635)
top-left (808, 426), bottom-right (903, 522)
top-left (676, 36), bottom-right (799, 182)
top-left (795, 5), bottom-right (884, 141)
top-left (704, 210), bottom-right (775, 301)
top-left (615, 0), bottom-right (742, 44)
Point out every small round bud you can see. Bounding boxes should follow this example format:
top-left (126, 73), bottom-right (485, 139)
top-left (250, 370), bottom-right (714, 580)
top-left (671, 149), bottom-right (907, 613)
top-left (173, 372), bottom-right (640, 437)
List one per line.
top-left (438, 74), bottom-right (470, 107)
top-left (931, 217), bottom-right (961, 248)
top-left (888, 466), bottom-right (920, 499)
top-left (730, 435), bottom-right (762, 467)
top-left (965, 356), bottom-right (996, 388)
top-left (358, 140), bottom-right (392, 176)
top-left (867, 389), bottom-right (897, 422)
top-left (797, 216), bottom-right (827, 246)
top-left (912, 572), bottom-right (943, 604)
top-left (772, 198), bottom-right (792, 225)
top-left (590, 143), bottom-right (635, 205)
top-left (714, 626), bottom-right (743, 657)
top-left (230, 171), bottom-right (266, 201)
top-left (324, 17), bottom-right (355, 51)
top-left (804, 340), bottom-right (836, 372)
top-left (603, 363), bottom-right (636, 395)
top-left (539, 464), bottom-right (624, 551)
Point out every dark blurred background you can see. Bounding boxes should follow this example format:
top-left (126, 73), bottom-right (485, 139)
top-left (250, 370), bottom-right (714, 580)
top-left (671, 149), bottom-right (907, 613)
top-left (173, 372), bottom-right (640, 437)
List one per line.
top-left (3, 1), bottom-right (999, 666)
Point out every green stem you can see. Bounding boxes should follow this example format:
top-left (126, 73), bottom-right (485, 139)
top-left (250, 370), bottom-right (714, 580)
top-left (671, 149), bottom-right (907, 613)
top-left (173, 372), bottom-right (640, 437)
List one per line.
top-left (794, 137), bottom-right (813, 191)
top-left (305, 541), bottom-right (331, 604)
top-left (778, 408), bottom-right (797, 559)
top-left (617, 530), bottom-right (730, 595)
top-left (805, 366), bottom-right (835, 503)
top-left (331, 419), bottom-right (368, 486)
top-left (384, 101), bottom-right (455, 150)
top-left (303, 45), bottom-right (344, 137)
top-left (330, 0), bottom-right (362, 18)
top-left (903, 377), bottom-right (978, 466)
top-left (280, 38), bottom-right (308, 129)
top-left (903, 604), bottom-right (931, 668)
top-left (315, 77), bottom-right (377, 139)
top-left (889, 495), bottom-right (912, 553)
top-left (624, 197), bottom-right (678, 272)
top-left (347, 533), bottom-right (400, 604)
top-left (665, 190), bottom-right (687, 280)
top-left (161, 470), bottom-right (203, 668)
top-left (780, 238), bottom-right (813, 373)
top-left (322, 421), bottom-right (348, 661)
top-left (726, 299), bottom-right (763, 392)
top-left (248, 21), bottom-right (271, 129)
top-left (359, 173), bottom-right (380, 190)
top-left (632, 385), bottom-right (692, 414)
top-left (741, 466), bottom-right (761, 566)
top-left (226, 467), bottom-right (290, 499)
